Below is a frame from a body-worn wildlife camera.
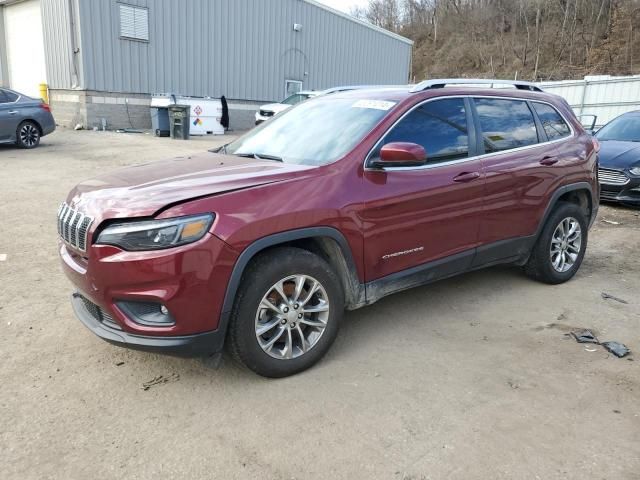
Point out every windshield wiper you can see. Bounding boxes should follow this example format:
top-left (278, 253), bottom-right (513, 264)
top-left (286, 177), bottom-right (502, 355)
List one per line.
top-left (209, 143), bottom-right (228, 154)
top-left (235, 152), bottom-right (283, 162)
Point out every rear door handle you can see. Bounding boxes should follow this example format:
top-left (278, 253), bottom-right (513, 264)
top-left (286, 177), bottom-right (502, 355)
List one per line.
top-left (8, 110), bottom-right (18, 115)
top-left (453, 172), bottom-right (481, 183)
top-left (540, 156), bottom-right (559, 166)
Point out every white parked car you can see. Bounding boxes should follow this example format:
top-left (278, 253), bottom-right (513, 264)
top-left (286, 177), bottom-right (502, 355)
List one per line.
top-left (254, 86), bottom-right (388, 125)
top-left (254, 91), bottom-right (319, 125)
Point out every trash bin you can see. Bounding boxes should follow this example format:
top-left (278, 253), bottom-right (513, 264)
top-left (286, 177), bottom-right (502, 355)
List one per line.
top-left (151, 108), bottom-right (170, 137)
top-left (150, 95), bottom-right (172, 137)
top-left (168, 105), bottom-right (190, 140)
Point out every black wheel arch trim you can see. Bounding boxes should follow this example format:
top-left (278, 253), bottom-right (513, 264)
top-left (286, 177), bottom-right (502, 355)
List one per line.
top-left (535, 182), bottom-right (597, 239)
top-left (18, 118), bottom-right (43, 135)
top-left (217, 227), bottom-right (364, 340)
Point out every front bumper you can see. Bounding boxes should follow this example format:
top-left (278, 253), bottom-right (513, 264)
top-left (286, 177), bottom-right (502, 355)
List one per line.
top-left (72, 293), bottom-right (225, 356)
top-left (254, 111), bottom-right (273, 125)
top-left (60, 232), bottom-right (239, 356)
top-left (599, 178), bottom-right (640, 206)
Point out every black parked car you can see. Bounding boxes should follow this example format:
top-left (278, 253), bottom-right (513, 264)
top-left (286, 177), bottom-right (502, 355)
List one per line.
top-left (0, 88), bottom-right (56, 149)
top-left (595, 111), bottom-right (640, 206)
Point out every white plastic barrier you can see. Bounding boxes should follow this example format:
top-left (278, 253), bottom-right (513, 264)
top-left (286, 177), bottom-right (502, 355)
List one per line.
top-left (540, 75), bottom-right (640, 127)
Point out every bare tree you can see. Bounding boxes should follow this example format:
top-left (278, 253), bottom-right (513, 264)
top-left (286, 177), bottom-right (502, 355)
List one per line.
top-left (352, 0), bottom-right (639, 80)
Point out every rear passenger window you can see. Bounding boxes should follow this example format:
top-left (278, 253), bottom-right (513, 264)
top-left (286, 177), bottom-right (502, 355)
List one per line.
top-left (532, 102), bottom-right (571, 140)
top-left (375, 98), bottom-right (469, 164)
top-left (474, 98), bottom-right (538, 153)
top-left (0, 90), bottom-right (17, 103)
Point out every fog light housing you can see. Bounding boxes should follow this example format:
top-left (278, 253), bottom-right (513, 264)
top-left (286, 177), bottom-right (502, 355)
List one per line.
top-left (116, 301), bottom-right (175, 327)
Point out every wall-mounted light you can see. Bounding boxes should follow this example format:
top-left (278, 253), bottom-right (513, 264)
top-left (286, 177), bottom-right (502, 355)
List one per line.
top-left (293, 23), bottom-right (303, 32)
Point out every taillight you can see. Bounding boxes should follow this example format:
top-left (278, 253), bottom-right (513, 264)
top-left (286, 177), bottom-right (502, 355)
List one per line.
top-left (40, 103), bottom-right (51, 112)
top-left (592, 137), bottom-right (601, 153)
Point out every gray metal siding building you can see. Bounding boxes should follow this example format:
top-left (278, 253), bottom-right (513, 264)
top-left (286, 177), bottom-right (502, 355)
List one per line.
top-left (1, 0), bottom-right (412, 130)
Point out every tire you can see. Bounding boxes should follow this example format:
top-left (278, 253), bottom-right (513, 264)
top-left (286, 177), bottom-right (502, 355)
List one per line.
top-left (524, 202), bottom-right (588, 284)
top-left (228, 247), bottom-right (344, 378)
top-left (16, 121), bottom-right (41, 149)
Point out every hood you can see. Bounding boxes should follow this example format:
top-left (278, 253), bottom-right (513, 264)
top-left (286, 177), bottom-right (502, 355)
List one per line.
top-left (260, 103), bottom-right (291, 114)
top-left (66, 152), bottom-right (313, 221)
top-left (598, 140), bottom-right (640, 170)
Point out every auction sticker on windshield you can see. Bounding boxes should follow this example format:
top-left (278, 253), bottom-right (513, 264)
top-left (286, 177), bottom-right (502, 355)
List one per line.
top-left (352, 100), bottom-right (396, 111)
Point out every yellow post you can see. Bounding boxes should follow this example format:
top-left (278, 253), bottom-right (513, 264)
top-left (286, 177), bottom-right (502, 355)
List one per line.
top-left (39, 83), bottom-right (49, 104)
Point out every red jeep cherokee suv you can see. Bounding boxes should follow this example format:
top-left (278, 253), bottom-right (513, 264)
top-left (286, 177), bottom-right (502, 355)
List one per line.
top-left (58, 79), bottom-right (599, 377)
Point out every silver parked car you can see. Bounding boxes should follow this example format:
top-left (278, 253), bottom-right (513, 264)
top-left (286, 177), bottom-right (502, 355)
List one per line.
top-left (0, 88), bottom-right (56, 148)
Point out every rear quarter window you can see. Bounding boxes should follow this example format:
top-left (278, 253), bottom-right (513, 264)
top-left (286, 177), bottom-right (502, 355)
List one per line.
top-left (532, 102), bottom-right (571, 140)
top-left (1, 90), bottom-right (19, 102)
top-left (474, 98), bottom-right (539, 153)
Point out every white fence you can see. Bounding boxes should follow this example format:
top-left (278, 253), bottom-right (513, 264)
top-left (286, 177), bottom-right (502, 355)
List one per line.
top-left (540, 75), bottom-right (640, 128)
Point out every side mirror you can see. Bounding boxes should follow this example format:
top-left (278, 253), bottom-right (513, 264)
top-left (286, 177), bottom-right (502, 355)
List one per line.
top-left (372, 142), bottom-right (427, 168)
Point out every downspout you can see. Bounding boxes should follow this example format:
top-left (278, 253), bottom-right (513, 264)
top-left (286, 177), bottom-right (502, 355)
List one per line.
top-left (67, 0), bottom-right (80, 88)
top-left (0, 5), bottom-right (9, 87)
top-left (408, 44), bottom-right (413, 83)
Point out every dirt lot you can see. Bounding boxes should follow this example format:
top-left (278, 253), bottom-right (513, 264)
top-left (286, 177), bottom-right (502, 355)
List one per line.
top-left (1, 129), bottom-right (639, 479)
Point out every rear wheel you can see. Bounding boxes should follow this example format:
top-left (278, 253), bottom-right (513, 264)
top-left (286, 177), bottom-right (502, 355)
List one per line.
top-left (524, 202), bottom-right (588, 284)
top-left (228, 247), bottom-right (343, 377)
top-left (16, 121), bottom-right (40, 149)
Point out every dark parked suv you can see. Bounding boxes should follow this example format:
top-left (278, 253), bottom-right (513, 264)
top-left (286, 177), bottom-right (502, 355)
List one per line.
top-left (58, 79), bottom-right (599, 377)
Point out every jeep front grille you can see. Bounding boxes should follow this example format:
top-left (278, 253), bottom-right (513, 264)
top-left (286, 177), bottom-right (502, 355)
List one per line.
top-left (57, 203), bottom-right (93, 252)
top-left (598, 168), bottom-right (629, 186)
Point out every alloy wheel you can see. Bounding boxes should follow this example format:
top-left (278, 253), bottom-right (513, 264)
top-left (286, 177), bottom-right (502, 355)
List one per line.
top-left (254, 275), bottom-right (330, 360)
top-left (20, 124), bottom-right (39, 147)
top-left (550, 217), bottom-right (582, 273)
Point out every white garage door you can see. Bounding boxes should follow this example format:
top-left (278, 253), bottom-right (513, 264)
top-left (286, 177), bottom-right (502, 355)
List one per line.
top-left (4, 0), bottom-right (47, 98)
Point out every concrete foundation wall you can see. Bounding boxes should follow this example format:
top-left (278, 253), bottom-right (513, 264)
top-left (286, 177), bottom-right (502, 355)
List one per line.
top-left (49, 89), bottom-right (260, 131)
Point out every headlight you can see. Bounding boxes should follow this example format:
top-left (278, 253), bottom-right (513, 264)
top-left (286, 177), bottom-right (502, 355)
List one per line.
top-left (96, 214), bottom-right (214, 251)
top-left (630, 166), bottom-right (640, 176)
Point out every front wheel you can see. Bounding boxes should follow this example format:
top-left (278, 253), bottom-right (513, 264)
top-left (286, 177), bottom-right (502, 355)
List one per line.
top-left (524, 202), bottom-right (588, 284)
top-left (228, 247), bottom-right (344, 377)
top-left (16, 121), bottom-right (41, 149)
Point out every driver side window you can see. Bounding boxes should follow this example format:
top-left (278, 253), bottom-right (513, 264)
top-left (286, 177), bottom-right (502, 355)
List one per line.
top-left (372, 98), bottom-right (470, 165)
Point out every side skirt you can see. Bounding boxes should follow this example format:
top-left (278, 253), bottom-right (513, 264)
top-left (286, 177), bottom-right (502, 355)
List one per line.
top-left (363, 236), bottom-right (535, 306)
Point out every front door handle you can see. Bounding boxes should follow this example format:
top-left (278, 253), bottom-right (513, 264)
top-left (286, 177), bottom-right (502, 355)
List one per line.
top-left (453, 172), bottom-right (481, 183)
top-left (540, 156), bottom-right (559, 166)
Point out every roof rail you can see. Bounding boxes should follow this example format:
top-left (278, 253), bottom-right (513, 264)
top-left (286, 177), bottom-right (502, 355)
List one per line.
top-left (409, 79), bottom-right (544, 93)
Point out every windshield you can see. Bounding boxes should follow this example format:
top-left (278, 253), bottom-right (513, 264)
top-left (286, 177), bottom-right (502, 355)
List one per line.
top-left (281, 94), bottom-right (310, 105)
top-left (596, 115), bottom-right (640, 142)
top-left (226, 97), bottom-right (395, 166)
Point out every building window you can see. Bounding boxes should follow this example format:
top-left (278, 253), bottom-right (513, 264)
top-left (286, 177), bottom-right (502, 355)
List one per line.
top-left (284, 80), bottom-right (302, 99)
top-left (119, 4), bottom-right (149, 41)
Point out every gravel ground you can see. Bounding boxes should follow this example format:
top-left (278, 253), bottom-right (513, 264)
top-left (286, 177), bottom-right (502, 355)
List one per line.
top-left (1, 129), bottom-right (639, 480)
